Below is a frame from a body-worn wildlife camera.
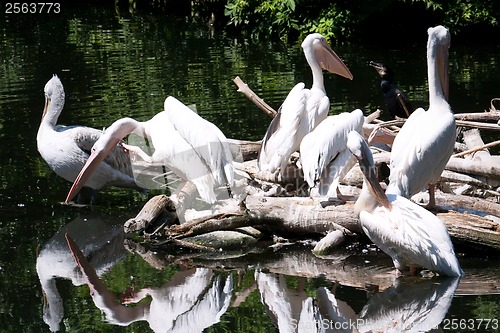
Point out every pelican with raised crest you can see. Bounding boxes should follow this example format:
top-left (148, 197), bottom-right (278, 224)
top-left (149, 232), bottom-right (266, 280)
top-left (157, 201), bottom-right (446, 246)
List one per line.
top-left (36, 75), bottom-right (143, 203)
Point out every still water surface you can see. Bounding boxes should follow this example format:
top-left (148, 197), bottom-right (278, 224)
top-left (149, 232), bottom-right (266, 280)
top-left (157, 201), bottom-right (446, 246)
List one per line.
top-left (0, 2), bottom-right (499, 332)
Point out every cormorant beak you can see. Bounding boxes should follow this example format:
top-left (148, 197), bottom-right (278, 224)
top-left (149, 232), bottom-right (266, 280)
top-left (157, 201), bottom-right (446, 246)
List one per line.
top-left (368, 61), bottom-right (386, 77)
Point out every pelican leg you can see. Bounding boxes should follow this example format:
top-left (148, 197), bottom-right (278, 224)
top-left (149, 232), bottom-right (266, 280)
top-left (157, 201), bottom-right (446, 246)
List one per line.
top-left (425, 183), bottom-right (436, 209)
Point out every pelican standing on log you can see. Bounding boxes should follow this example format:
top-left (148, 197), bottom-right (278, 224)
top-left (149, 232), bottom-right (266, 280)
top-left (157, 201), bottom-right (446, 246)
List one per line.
top-left (347, 131), bottom-right (463, 277)
top-left (65, 96), bottom-right (234, 205)
top-left (300, 109), bottom-right (364, 198)
top-left (36, 75), bottom-right (143, 204)
top-left (386, 26), bottom-right (455, 208)
top-left (258, 33), bottom-right (353, 175)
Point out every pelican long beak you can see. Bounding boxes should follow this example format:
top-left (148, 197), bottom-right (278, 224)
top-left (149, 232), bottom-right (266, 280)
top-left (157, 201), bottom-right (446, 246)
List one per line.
top-left (65, 233), bottom-right (105, 295)
top-left (437, 42), bottom-right (449, 101)
top-left (42, 97), bottom-right (50, 122)
top-left (64, 136), bottom-right (121, 204)
top-left (314, 42), bottom-right (353, 80)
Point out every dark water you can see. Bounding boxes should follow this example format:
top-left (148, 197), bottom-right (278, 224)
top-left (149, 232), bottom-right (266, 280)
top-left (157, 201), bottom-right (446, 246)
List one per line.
top-left (0, 2), bottom-right (499, 332)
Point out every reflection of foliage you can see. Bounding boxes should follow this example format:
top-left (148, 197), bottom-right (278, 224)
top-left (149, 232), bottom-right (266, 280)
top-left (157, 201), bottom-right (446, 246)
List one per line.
top-left (470, 295), bottom-right (500, 324)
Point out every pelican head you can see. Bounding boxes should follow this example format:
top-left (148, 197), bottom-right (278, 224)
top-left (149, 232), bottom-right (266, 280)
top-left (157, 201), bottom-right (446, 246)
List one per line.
top-left (301, 33), bottom-right (353, 80)
top-left (427, 25), bottom-right (450, 101)
top-left (42, 75), bottom-right (65, 122)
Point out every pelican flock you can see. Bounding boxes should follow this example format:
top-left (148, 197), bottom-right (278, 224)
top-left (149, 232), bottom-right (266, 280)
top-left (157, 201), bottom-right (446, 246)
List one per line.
top-left (258, 33), bottom-right (353, 175)
top-left (65, 96), bottom-right (234, 205)
top-left (36, 75), bottom-right (143, 203)
top-left (386, 25), bottom-right (455, 208)
top-left (42, 26), bottom-right (466, 281)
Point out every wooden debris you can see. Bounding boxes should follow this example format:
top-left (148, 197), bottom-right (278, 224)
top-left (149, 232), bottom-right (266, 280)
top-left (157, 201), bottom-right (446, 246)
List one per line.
top-left (233, 76), bottom-right (277, 118)
top-left (313, 230), bottom-right (346, 255)
top-left (123, 195), bottom-right (177, 234)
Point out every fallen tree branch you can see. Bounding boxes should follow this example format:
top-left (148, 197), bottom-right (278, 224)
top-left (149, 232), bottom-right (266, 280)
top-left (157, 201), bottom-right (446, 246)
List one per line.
top-left (452, 139), bottom-right (500, 158)
top-left (233, 76), bottom-right (277, 118)
top-left (454, 111), bottom-right (500, 122)
top-left (456, 119), bottom-right (500, 131)
top-left (446, 157), bottom-right (500, 181)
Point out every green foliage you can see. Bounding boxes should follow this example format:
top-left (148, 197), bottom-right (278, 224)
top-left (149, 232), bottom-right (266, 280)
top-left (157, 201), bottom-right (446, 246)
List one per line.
top-left (404, 0), bottom-right (498, 30)
top-left (300, 3), bottom-right (356, 42)
top-left (224, 0), bottom-right (499, 43)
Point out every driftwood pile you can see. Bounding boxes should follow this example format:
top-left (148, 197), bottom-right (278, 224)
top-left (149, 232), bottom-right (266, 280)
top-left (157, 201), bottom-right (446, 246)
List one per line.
top-left (123, 79), bottom-right (500, 257)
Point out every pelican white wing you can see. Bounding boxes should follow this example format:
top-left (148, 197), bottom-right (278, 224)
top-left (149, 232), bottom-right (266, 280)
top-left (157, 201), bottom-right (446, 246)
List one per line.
top-left (163, 96), bottom-right (234, 187)
top-left (258, 83), bottom-right (307, 172)
top-left (300, 109), bottom-right (364, 196)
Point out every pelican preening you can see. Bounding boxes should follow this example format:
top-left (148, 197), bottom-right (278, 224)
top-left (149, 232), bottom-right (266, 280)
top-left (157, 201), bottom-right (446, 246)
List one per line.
top-left (347, 131), bottom-right (463, 277)
top-left (258, 33), bottom-right (353, 174)
top-left (386, 25), bottom-right (455, 208)
top-left (368, 61), bottom-right (413, 118)
top-left (300, 109), bottom-right (364, 197)
top-left (36, 75), bottom-right (144, 203)
top-left (65, 96), bottom-right (234, 205)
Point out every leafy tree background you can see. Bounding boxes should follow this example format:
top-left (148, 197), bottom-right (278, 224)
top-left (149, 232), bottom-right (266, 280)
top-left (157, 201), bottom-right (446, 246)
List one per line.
top-left (126, 0), bottom-right (499, 43)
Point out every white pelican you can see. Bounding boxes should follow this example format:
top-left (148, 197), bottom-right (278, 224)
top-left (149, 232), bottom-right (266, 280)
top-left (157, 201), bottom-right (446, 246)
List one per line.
top-left (65, 96), bottom-right (234, 205)
top-left (347, 131), bottom-right (463, 277)
top-left (258, 33), bottom-right (353, 174)
top-left (386, 26), bottom-right (455, 207)
top-left (36, 75), bottom-right (143, 203)
top-left (299, 109), bottom-right (364, 198)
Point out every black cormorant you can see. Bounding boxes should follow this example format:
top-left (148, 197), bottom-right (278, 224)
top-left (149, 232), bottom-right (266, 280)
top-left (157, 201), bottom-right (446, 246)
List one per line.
top-left (369, 61), bottom-right (413, 118)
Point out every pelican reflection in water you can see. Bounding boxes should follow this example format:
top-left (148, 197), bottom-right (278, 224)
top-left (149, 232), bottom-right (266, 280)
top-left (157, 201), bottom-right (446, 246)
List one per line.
top-left (65, 234), bottom-right (233, 332)
top-left (35, 214), bottom-right (127, 332)
top-left (256, 270), bottom-right (459, 332)
top-left (358, 277), bottom-right (460, 332)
